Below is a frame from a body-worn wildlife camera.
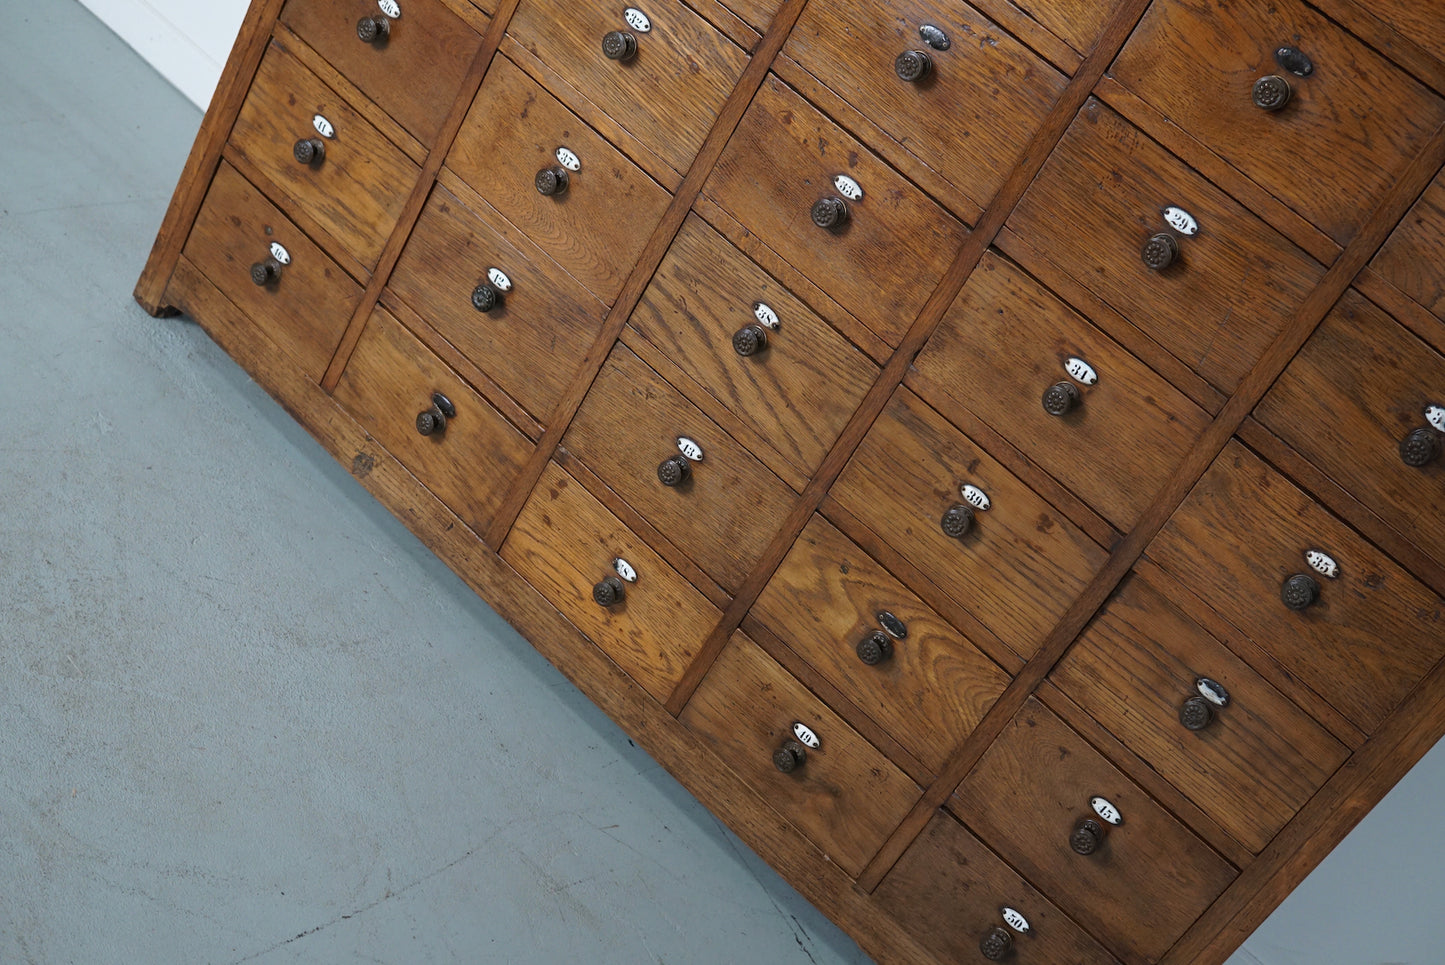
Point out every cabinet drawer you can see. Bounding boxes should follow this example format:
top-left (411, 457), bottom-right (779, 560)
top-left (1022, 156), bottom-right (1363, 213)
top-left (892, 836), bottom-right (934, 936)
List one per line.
top-left (1371, 171), bottom-right (1445, 326)
top-left (507, 0), bottom-right (750, 177)
top-left (502, 462), bottom-right (718, 703)
top-left (753, 515), bottom-right (1009, 775)
top-left (448, 55), bottom-right (672, 304)
top-left (785, 0), bottom-right (1067, 216)
top-left (911, 251), bottom-right (1211, 530)
top-left (1255, 291), bottom-right (1445, 575)
top-left (832, 387), bottom-right (1107, 660)
top-left (1355, 1), bottom-right (1445, 69)
top-left (561, 343), bottom-right (794, 594)
top-left (875, 811), bottom-right (1120, 965)
top-left (704, 74), bottom-right (968, 347)
top-left (1007, 98), bottom-right (1323, 394)
top-left (229, 42), bottom-right (419, 272)
top-left (953, 697), bottom-right (1238, 965)
top-left (279, 0), bottom-right (485, 148)
top-left (387, 183), bottom-right (607, 423)
top-left (629, 214), bottom-right (877, 478)
top-left (182, 161), bottom-right (361, 383)
top-left (1148, 441), bottom-right (1445, 734)
top-left (680, 632), bottom-right (920, 877)
top-left (1053, 571), bottom-right (1348, 854)
top-left (332, 307), bottom-right (532, 536)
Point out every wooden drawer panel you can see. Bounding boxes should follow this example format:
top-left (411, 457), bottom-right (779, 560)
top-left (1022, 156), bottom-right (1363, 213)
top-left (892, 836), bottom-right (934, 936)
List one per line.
top-left (332, 306), bottom-right (532, 536)
top-left (1255, 291), bottom-right (1445, 576)
top-left (832, 387), bottom-right (1107, 660)
top-left (1354, 1), bottom-right (1445, 68)
top-left (785, 0), bottom-right (1067, 215)
top-left (1148, 441), bottom-right (1445, 734)
top-left (704, 73), bottom-right (968, 347)
top-left (629, 214), bottom-right (877, 478)
top-left (1110, 0), bottom-right (1445, 245)
top-left (1371, 171), bottom-right (1445, 325)
top-left (561, 343), bottom-right (794, 594)
top-left (910, 250), bottom-right (1211, 530)
top-left (1053, 571), bottom-right (1348, 854)
top-left (229, 42), bottom-right (419, 272)
top-left (387, 183), bottom-right (607, 422)
top-left (680, 631), bottom-right (920, 877)
top-left (182, 161), bottom-right (361, 383)
top-left (752, 515), bottom-right (1010, 775)
top-left (1019, 0), bottom-right (1118, 56)
top-left (279, 0), bottom-right (485, 148)
top-left (953, 697), bottom-right (1238, 965)
top-left (507, 0), bottom-right (750, 176)
top-left (876, 811), bottom-right (1121, 965)
top-left (501, 462), bottom-right (718, 703)
top-left (448, 55), bottom-right (672, 304)
top-left (1007, 98), bottom-right (1323, 394)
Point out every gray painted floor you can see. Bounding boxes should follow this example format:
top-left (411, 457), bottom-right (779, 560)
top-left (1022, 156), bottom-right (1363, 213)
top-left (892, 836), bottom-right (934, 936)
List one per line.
top-left (4, 2), bottom-right (1444, 964)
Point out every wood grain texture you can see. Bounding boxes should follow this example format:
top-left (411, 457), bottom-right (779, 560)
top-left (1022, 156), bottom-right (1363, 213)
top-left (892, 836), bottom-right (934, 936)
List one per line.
top-left (993, 0), bottom-right (1118, 56)
top-left (1371, 170), bottom-right (1445, 324)
top-left (1303, 0), bottom-right (1445, 96)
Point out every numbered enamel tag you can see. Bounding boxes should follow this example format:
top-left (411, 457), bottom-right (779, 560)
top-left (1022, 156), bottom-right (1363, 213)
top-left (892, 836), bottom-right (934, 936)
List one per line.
top-left (676, 437), bottom-right (704, 461)
top-left (1090, 795), bottom-right (1123, 825)
top-left (269, 242), bottom-right (292, 265)
top-left (753, 302), bottom-right (780, 331)
top-left (961, 484), bottom-right (991, 512)
top-left (312, 115), bottom-right (335, 139)
top-left (1065, 357), bottom-right (1098, 385)
top-left (1305, 549), bottom-right (1340, 579)
top-left (1426, 404), bottom-right (1445, 433)
top-left (792, 721), bottom-right (820, 749)
top-left (487, 267), bottom-right (513, 293)
top-left (556, 147), bottom-right (581, 171)
top-left (1001, 908), bottom-right (1030, 935)
top-left (832, 174), bottom-right (864, 201)
top-left (612, 558), bottom-right (637, 582)
top-left (624, 7), bottom-right (651, 31)
top-left (378, 0), bottom-right (401, 17)
top-left (1162, 205), bottom-right (1199, 236)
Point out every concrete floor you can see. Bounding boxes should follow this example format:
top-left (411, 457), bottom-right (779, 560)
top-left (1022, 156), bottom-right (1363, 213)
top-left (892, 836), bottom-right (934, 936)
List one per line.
top-left (4, 2), bottom-right (1444, 964)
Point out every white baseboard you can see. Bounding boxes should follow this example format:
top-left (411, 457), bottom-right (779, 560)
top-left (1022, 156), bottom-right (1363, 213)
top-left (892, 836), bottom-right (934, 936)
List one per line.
top-left (75, 0), bottom-right (230, 108)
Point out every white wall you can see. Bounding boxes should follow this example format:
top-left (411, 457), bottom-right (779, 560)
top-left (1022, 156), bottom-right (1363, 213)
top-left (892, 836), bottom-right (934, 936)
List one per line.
top-left (78, 0), bottom-right (249, 107)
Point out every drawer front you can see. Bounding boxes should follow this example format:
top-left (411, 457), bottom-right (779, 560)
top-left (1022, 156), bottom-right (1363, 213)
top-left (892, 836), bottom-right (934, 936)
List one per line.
top-left (182, 161), bottom-right (361, 382)
top-left (1053, 571), bottom-right (1348, 854)
top-left (679, 631), bottom-right (920, 877)
top-left (507, 0), bottom-right (751, 176)
top-left (1148, 440), bottom-right (1445, 733)
top-left (832, 387), bottom-right (1107, 660)
top-left (229, 42), bottom-right (419, 271)
top-left (448, 55), bottom-right (672, 304)
top-left (953, 697), bottom-right (1238, 964)
top-left (876, 811), bottom-right (1121, 965)
top-left (704, 74), bottom-right (968, 347)
top-left (752, 515), bottom-right (1010, 775)
top-left (501, 462), bottom-right (718, 702)
top-left (1111, 0), bottom-right (1445, 245)
top-left (785, 0), bottom-right (1067, 215)
top-left (911, 251), bottom-right (1211, 530)
top-left (279, 0), bottom-right (485, 147)
top-left (561, 343), bottom-right (795, 594)
top-left (332, 306), bottom-right (532, 535)
top-left (1256, 291), bottom-right (1445, 574)
top-left (629, 214), bottom-right (878, 477)
top-left (1008, 98), bottom-right (1324, 394)
top-left (1358, 1), bottom-right (1445, 67)
top-left (387, 183), bottom-right (607, 422)
top-left (1372, 172), bottom-right (1445, 325)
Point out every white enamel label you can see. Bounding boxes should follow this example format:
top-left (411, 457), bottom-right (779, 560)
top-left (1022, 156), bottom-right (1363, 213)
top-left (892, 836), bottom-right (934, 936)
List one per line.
top-left (269, 242), bottom-right (291, 265)
top-left (612, 558), bottom-right (637, 583)
top-left (556, 147), bottom-right (581, 171)
top-left (1090, 796), bottom-right (1123, 826)
top-left (676, 437), bottom-right (704, 461)
top-left (1426, 404), bottom-right (1445, 433)
top-left (1197, 678), bottom-right (1230, 707)
top-left (1162, 205), bottom-right (1199, 236)
top-left (378, 0), bottom-right (401, 17)
top-left (1001, 908), bottom-right (1030, 935)
top-left (1305, 549), bottom-right (1340, 579)
top-left (753, 302), bottom-right (780, 331)
top-left (961, 484), bottom-right (991, 512)
top-left (312, 114), bottom-right (335, 139)
top-left (487, 267), bottom-right (513, 293)
top-left (1065, 357), bottom-right (1098, 385)
top-left (792, 722), bottom-right (820, 749)
top-left (832, 174), bottom-right (863, 201)
top-left (623, 7), bottom-right (651, 31)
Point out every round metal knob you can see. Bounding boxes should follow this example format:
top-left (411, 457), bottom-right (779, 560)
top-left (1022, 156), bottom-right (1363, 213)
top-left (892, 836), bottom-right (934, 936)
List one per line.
top-left (593, 575), bottom-right (626, 607)
top-left (249, 257), bottom-right (282, 286)
top-left (535, 166), bottom-right (570, 196)
top-left (1070, 817), bottom-right (1106, 855)
top-left (856, 631), bottom-right (894, 666)
top-left (941, 503), bottom-right (974, 538)
top-left (415, 392), bottom-right (456, 437)
top-left (732, 324), bottom-right (768, 357)
top-left (1179, 695), bottom-right (1216, 731)
top-left (471, 282), bottom-right (502, 313)
top-left (773, 739), bottom-right (807, 774)
top-left (1252, 74), bottom-right (1292, 111)
top-left (356, 15), bottom-right (390, 43)
top-left (1400, 427), bottom-right (1441, 467)
top-left (602, 29), bottom-right (637, 61)
top-left (293, 137), bottom-right (325, 165)
top-left (1042, 381), bottom-right (1081, 416)
top-left (1281, 573), bottom-right (1320, 611)
top-left (811, 196), bottom-right (849, 230)
top-left (657, 454), bottom-right (691, 487)
top-left (1142, 232), bottom-right (1179, 270)
top-left (894, 49), bottom-right (933, 82)
top-left (979, 925), bottom-right (1013, 961)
